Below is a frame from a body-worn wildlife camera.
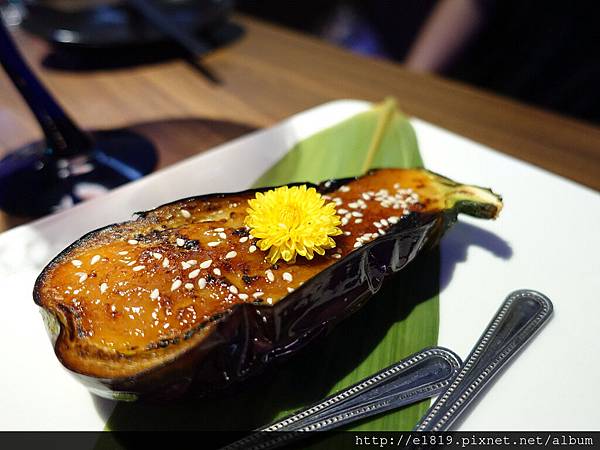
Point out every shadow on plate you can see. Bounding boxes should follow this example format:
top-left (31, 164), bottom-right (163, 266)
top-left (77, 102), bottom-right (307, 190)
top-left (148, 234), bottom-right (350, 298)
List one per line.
top-left (93, 222), bottom-right (511, 445)
top-left (440, 221), bottom-right (513, 292)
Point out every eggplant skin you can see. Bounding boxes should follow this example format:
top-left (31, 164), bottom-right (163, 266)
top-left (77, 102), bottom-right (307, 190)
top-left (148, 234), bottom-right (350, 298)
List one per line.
top-left (33, 168), bottom-right (502, 401)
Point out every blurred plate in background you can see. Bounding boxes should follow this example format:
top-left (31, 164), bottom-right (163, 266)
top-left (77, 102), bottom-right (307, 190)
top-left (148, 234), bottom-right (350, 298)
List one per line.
top-left (21, 0), bottom-right (234, 48)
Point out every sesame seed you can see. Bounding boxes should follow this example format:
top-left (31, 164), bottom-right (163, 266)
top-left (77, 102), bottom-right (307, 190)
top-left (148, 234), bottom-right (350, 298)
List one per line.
top-left (132, 265), bottom-right (145, 272)
top-left (388, 216), bottom-right (399, 224)
top-left (162, 257), bottom-right (170, 268)
top-left (77, 272), bottom-right (87, 283)
top-left (208, 241), bottom-right (220, 247)
top-left (180, 209), bottom-right (191, 219)
top-left (111, 305), bottom-right (116, 312)
top-left (344, 231), bottom-right (351, 236)
top-left (380, 219), bottom-right (389, 226)
top-left (188, 269), bottom-right (200, 279)
top-left (218, 232), bottom-right (227, 240)
top-left (332, 253), bottom-right (342, 259)
top-left (225, 251), bottom-right (237, 259)
top-left (199, 259), bottom-right (212, 269)
top-left (171, 279), bottom-right (182, 291)
top-left (182, 261), bottom-right (192, 269)
top-left (198, 278), bottom-right (207, 289)
top-left (287, 287), bottom-right (295, 293)
top-left (339, 186), bottom-right (350, 192)
top-left (348, 202), bottom-right (359, 209)
top-left (213, 268), bottom-right (221, 276)
top-left (163, 323), bottom-right (169, 329)
top-left (355, 218), bottom-right (363, 224)
top-left (149, 289), bottom-right (159, 299)
top-left (214, 228), bottom-right (225, 232)
top-left (337, 208), bottom-right (348, 214)
top-left (238, 293), bottom-right (249, 300)
top-left (176, 238), bottom-right (185, 247)
top-left (249, 245), bottom-right (257, 253)
top-left (185, 283), bottom-right (194, 290)
top-left (253, 292), bottom-right (264, 298)
top-left (362, 193), bottom-right (371, 201)
top-left (128, 239), bottom-right (138, 245)
top-left (266, 269), bottom-right (275, 282)
top-left (71, 260), bottom-right (82, 268)
top-left (90, 255), bottom-right (101, 265)
top-left (153, 252), bottom-right (162, 260)
top-left (266, 298), bottom-right (273, 305)
top-left (229, 285), bottom-right (238, 294)
top-left (341, 217), bottom-right (349, 226)
top-left (378, 229), bottom-right (386, 236)
top-left (351, 211), bottom-right (363, 217)
top-left (353, 242), bottom-right (363, 248)
top-left (282, 272), bottom-right (293, 282)
top-left (239, 236), bottom-right (249, 243)
top-left (100, 283), bottom-right (108, 294)
top-left (127, 261), bottom-right (136, 266)
top-left (118, 251), bottom-right (128, 256)
top-left (374, 221), bottom-right (382, 228)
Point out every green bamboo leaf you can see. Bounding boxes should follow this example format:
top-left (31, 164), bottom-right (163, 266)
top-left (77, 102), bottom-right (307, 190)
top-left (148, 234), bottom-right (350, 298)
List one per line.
top-left (253, 98), bottom-right (421, 187)
top-left (101, 99), bottom-right (439, 444)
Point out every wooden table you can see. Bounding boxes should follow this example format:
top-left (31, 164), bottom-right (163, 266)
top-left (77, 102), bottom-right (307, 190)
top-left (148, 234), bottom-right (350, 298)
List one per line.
top-left (1, 15), bottom-right (599, 232)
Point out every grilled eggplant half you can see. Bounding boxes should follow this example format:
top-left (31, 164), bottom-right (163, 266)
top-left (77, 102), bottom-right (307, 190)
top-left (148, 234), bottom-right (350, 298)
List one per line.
top-left (34, 168), bottom-right (502, 401)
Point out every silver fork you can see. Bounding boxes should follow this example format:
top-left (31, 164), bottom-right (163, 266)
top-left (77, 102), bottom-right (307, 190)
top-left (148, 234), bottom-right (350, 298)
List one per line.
top-left (223, 347), bottom-right (462, 450)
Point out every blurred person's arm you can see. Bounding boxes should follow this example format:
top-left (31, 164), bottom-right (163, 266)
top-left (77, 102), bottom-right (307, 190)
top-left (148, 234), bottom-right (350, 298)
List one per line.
top-left (405, 0), bottom-right (487, 72)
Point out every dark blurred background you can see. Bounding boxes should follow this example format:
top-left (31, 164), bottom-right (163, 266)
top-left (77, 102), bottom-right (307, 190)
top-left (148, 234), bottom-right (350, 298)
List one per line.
top-left (238, 0), bottom-right (600, 124)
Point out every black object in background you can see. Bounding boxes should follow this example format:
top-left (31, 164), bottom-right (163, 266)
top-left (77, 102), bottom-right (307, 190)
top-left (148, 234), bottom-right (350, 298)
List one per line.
top-left (124, 0), bottom-right (222, 83)
top-left (20, 0), bottom-right (242, 77)
top-left (446, 0), bottom-right (600, 124)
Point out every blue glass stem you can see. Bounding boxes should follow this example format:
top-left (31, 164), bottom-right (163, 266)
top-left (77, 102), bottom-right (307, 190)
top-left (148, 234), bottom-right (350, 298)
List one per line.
top-left (0, 20), bottom-right (93, 157)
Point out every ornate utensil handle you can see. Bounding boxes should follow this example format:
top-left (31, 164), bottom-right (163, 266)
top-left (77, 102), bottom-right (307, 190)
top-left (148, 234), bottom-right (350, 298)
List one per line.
top-left (414, 289), bottom-right (553, 432)
top-left (223, 347), bottom-right (461, 450)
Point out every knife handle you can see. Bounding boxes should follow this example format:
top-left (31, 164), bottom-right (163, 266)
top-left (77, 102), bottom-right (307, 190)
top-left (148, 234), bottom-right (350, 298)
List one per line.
top-left (223, 347), bottom-right (461, 450)
top-left (414, 289), bottom-right (553, 432)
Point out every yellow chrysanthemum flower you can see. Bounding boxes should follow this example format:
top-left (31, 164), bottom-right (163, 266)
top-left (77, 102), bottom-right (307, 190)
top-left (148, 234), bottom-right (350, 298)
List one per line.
top-left (245, 185), bottom-right (342, 264)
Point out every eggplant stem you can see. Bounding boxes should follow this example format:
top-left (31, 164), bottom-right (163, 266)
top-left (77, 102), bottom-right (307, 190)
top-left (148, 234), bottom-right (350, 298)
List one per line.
top-left (445, 184), bottom-right (503, 219)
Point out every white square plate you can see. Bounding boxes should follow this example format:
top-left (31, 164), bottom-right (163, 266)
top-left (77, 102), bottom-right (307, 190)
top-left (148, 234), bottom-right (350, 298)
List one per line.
top-left (1, 100), bottom-right (598, 431)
